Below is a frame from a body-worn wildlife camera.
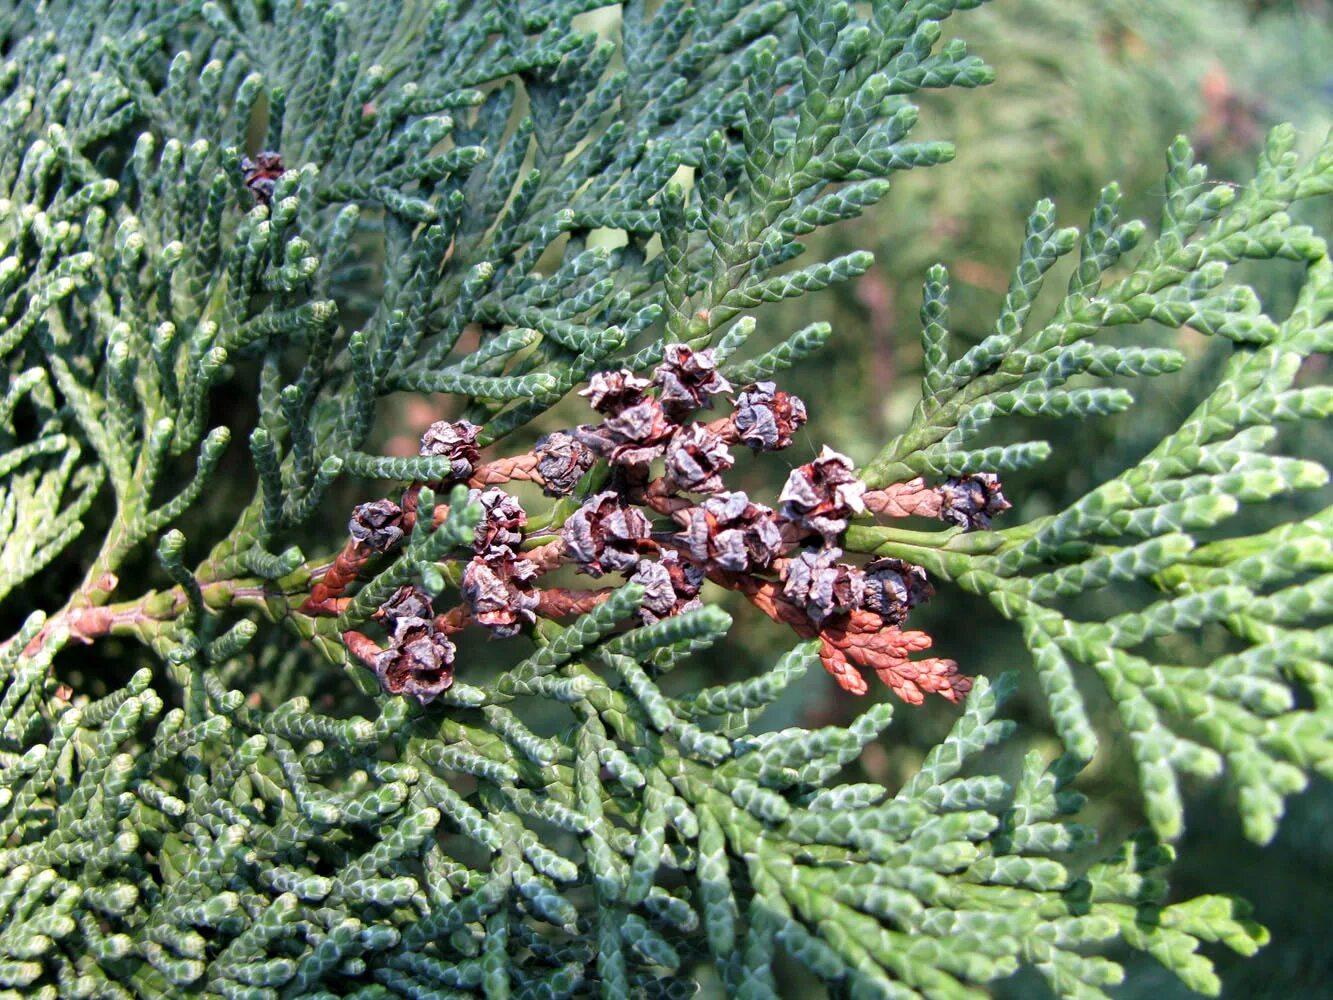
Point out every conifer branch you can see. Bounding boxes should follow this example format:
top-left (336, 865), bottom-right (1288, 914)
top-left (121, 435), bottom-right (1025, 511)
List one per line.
top-left (0, 3), bottom-right (1326, 997)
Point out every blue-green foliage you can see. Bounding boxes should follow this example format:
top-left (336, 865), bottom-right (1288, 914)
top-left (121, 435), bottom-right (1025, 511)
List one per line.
top-left (0, 2), bottom-right (1327, 998)
top-left (856, 126), bottom-right (1333, 848)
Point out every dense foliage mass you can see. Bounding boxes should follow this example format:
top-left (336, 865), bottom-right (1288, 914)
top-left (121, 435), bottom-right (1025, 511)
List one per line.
top-left (0, 2), bottom-right (1328, 998)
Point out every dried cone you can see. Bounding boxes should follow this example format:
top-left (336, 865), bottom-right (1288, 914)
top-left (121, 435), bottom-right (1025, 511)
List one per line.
top-left (348, 499), bottom-right (405, 552)
top-left (778, 446), bottom-right (867, 542)
top-left (781, 547), bottom-right (864, 626)
top-left (629, 551), bottom-right (704, 624)
top-left (471, 488), bottom-right (526, 554)
top-left (681, 491), bottom-right (783, 572)
top-left (327, 360), bottom-right (981, 714)
top-left (562, 491), bottom-right (652, 576)
top-left (240, 151), bottom-right (284, 206)
top-left (461, 548), bottom-right (540, 638)
top-left (575, 394), bottom-right (677, 469)
top-left (375, 585), bottom-right (434, 624)
top-left (419, 419), bottom-right (482, 480)
top-left (374, 616), bottom-right (456, 704)
top-left (576, 396), bottom-right (676, 466)
top-left (938, 473), bottom-right (1012, 531)
top-left (534, 431), bottom-right (596, 496)
top-left (731, 381), bottom-right (808, 451)
top-left (579, 369), bottom-right (651, 415)
top-left (663, 423), bottom-right (734, 494)
top-left (862, 558), bottom-right (933, 625)
top-left (654, 345), bottom-right (732, 420)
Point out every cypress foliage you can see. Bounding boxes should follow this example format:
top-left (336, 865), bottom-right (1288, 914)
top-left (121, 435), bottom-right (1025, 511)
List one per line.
top-left (0, 3), bottom-right (1328, 998)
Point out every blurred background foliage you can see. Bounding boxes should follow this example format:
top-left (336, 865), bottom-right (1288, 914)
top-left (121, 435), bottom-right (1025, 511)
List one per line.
top-left (39, 0), bottom-right (1331, 996)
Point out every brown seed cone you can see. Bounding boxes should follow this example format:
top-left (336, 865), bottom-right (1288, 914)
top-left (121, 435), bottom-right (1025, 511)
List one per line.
top-left (348, 499), bottom-right (406, 551)
top-left (419, 419), bottom-right (482, 480)
top-left (679, 491), bottom-right (785, 572)
top-left (939, 473), bottom-right (1012, 531)
top-left (580, 369), bottom-right (651, 415)
top-left (629, 551), bottom-right (705, 624)
top-left (562, 491), bottom-right (653, 577)
top-left (576, 396), bottom-right (676, 466)
top-left (654, 344), bottom-right (731, 420)
top-left (374, 615), bottom-right (456, 703)
top-left (461, 549), bottom-right (540, 638)
top-left (470, 488), bottom-right (527, 555)
top-left (662, 423), bottom-right (734, 494)
top-left (240, 151), bottom-right (284, 206)
top-left (780, 547), bottom-right (864, 626)
top-left (778, 446), bottom-right (867, 542)
top-left (862, 478), bottom-right (944, 519)
top-left (533, 432), bottom-right (597, 496)
top-left (730, 381), bottom-right (808, 452)
top-left (862, 558), bottom-right (933, 624)
top-left (373, 585), bottom-right (434, 624)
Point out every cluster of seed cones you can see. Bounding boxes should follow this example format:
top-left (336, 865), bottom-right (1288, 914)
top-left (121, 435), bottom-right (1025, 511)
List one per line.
top-left (312, 346), bottom-right (1010, 705)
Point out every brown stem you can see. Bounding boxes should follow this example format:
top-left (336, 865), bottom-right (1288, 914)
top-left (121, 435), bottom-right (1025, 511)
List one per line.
top-left (302, 493), bottom-right (466, 617)
top-left (862, 479), bottom-right (943, 519)
top-left (9, 575), bottom-right (298, 658)
top-left (300, 540), bottom-right (373, 614)
top-left (400, 482), bottom-right (425, 532)
top-left (518, 539), bottom-right (566, 574)
top-left (467, 453), bottom-right (543, 489)
top-left (702, 414), bottom-right (739, 444)
top-left (534, 587), bottom-right (614, 619)
top-left (635, 478), bottom-right (695, 521)
top-left (343, 630), bottom-right (382, 668)
top-left (433, 583), bottom-right (614, 639)
top-left (434, 605), bottom-right (471, 634)
top-left (706, 567), bottom-right (820, 637)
